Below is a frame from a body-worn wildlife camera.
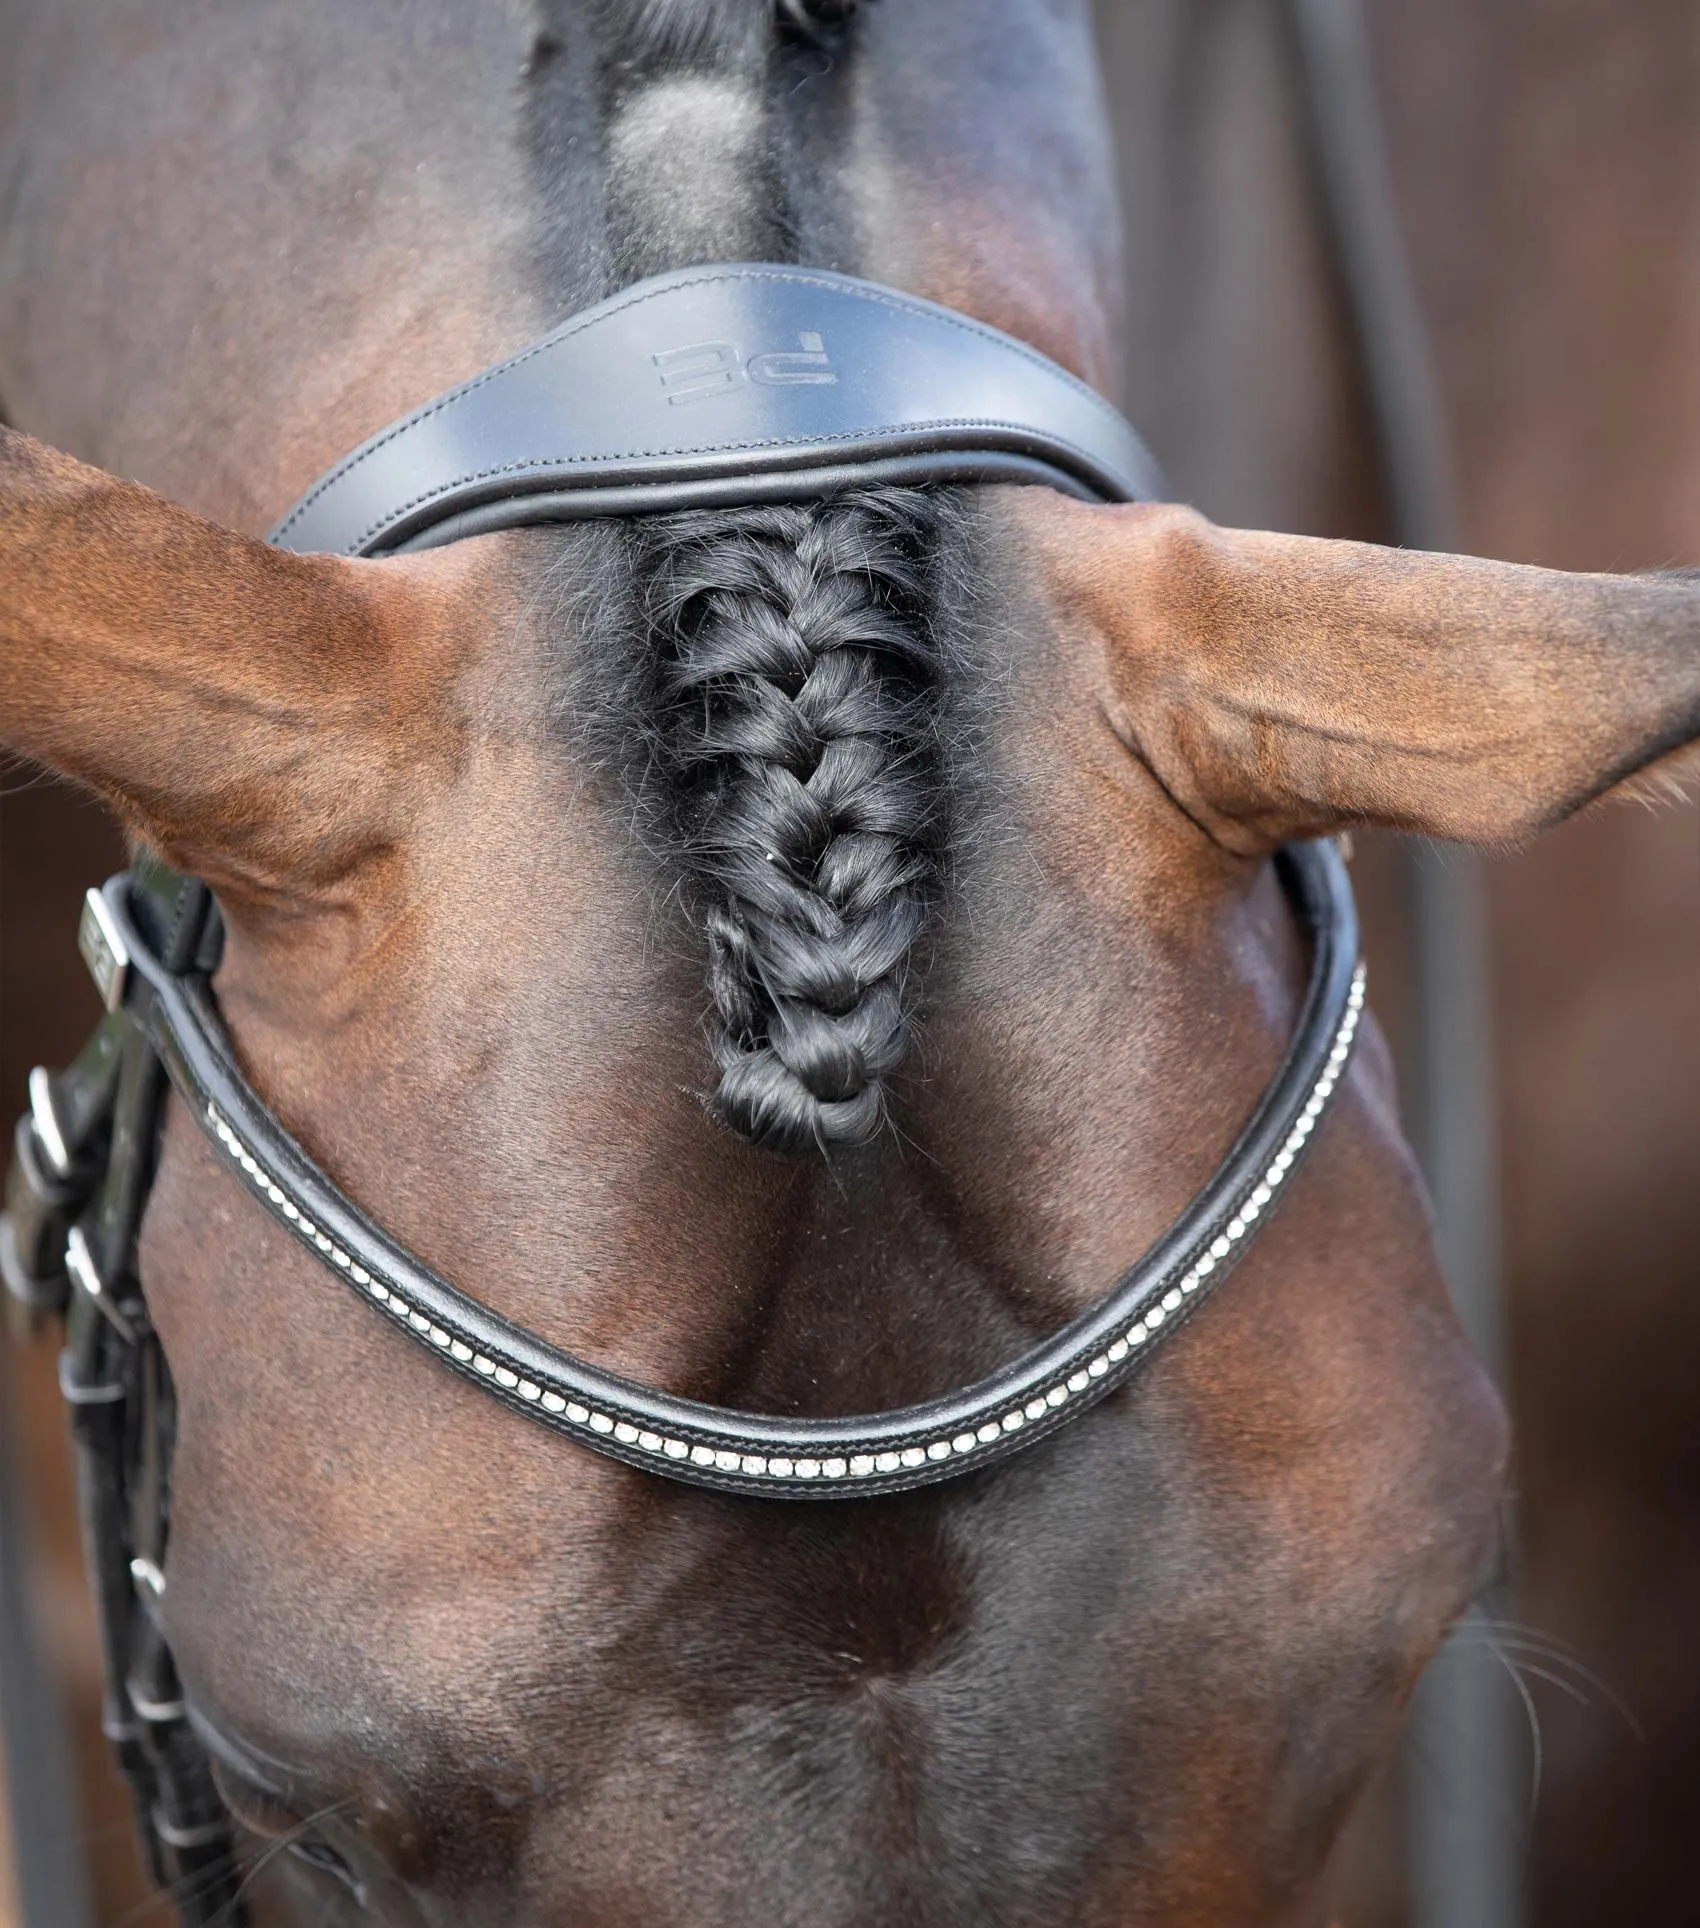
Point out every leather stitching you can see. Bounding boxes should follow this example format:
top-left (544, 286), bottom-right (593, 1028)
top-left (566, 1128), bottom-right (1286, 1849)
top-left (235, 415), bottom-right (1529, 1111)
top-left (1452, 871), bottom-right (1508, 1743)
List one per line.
top-left (335, 423), bottom-right (1119, 556)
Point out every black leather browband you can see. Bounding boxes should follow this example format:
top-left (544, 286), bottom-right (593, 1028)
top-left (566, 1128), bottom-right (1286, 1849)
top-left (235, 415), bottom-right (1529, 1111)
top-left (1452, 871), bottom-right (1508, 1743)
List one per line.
top-left (269, 263), bottom-right (1165, 556)
top-left (84, 846), bottom-right (1363, 1500)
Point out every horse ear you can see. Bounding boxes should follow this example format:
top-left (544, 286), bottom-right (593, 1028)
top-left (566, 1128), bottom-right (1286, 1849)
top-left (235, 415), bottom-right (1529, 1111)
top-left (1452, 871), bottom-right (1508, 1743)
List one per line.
top-left (0, 427), bottom-right (470, 903)
top-left (1015, 492), bottom-right (1700, 852)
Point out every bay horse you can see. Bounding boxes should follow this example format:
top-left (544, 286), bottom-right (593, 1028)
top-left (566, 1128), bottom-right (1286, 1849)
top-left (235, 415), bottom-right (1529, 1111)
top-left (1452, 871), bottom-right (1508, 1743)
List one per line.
top-left (1, 2), bottom-right (1696, 1922)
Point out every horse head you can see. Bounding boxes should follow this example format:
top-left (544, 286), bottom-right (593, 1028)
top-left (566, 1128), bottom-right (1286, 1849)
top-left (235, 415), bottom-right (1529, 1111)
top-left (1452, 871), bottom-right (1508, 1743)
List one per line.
top-left (1, 2), bottom-right (1694, 1921)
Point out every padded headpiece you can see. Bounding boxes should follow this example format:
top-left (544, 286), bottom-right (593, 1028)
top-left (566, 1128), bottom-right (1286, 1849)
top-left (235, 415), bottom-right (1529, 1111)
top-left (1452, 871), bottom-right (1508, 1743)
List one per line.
top-left (270, 263), bottom-right (1165, 557)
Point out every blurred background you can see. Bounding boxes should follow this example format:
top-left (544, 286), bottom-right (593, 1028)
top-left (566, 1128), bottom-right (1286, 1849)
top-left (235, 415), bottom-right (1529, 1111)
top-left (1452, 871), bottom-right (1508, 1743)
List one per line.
top-left (2, 0), bottom-right (1696, 1922)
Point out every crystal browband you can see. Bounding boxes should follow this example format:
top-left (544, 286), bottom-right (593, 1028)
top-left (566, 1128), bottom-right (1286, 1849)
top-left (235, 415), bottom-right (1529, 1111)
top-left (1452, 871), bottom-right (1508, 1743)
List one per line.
top-left (59, 840), bottom-right (1362, 1499)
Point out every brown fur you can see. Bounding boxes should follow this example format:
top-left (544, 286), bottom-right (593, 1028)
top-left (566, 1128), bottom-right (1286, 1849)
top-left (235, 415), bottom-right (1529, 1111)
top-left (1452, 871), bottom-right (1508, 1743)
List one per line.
top-left (0, 430), bottom-right (486, 909)
top-left (1018, 495), bottom-right (1700, 848)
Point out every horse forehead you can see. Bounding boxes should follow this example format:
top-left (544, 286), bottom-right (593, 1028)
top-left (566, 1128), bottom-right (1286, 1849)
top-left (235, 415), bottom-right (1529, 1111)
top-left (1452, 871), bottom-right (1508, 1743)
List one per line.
top-left (1, 0), bottom-right (1122, 523)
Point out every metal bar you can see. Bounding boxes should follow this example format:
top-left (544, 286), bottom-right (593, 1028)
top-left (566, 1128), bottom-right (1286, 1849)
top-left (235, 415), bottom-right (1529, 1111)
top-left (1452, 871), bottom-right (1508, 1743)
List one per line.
top-left (1282, 2), bottom-right (1525, 1925)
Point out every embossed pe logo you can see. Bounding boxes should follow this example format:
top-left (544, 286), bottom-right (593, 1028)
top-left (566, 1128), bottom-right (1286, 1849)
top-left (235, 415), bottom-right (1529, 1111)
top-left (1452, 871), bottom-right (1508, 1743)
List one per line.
top-left (653, 332), bottom-right (837, 405)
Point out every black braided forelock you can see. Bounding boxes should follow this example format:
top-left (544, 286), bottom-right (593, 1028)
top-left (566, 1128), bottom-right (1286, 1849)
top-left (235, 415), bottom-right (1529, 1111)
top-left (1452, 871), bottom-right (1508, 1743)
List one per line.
top-left (640, 489), bottom-right (946, 1154)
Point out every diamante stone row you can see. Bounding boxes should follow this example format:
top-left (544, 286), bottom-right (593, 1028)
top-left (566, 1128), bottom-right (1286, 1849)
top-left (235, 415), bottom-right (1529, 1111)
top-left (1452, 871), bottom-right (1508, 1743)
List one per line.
top-left (203, 964), bottom-right (1364, 1485)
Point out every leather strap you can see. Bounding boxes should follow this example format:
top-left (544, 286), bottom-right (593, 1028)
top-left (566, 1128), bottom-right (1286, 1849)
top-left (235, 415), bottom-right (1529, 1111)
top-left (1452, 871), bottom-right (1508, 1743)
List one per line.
top-left (92, 843), bottom-right (1362, 1499)
top-left (269, 264), bottom-right (1165, 557)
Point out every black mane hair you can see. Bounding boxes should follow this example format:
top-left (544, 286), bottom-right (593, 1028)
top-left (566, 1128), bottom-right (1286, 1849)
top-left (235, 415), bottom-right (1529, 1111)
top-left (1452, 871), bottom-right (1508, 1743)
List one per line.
top-left (631, 488), bottom-right (952, 1153)
top-left (597, 0), bottom-right (862, 69)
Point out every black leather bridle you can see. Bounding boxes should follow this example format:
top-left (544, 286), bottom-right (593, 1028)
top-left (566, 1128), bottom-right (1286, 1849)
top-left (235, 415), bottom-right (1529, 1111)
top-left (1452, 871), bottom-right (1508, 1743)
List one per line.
top-left (1, 263), bottom-right (1362, 1920)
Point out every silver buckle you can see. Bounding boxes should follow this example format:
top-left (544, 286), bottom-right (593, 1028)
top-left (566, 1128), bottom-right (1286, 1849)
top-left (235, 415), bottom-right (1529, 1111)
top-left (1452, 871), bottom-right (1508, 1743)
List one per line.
top-left (65, 1225), bottom-right (139, 1344)
top-left (78, 887), bottom-right (131, 1013)
top-left (128, 1559), bottom-right (168, 1607)
top-left (27, 1065), bottom-right (73, 1178)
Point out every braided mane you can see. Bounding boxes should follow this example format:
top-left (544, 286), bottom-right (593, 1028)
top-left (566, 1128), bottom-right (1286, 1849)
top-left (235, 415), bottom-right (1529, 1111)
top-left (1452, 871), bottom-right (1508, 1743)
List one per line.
top-left (590, 0), bottom-right (927, 1157)
top-left (633, 489), bottom-right (948, 1153)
